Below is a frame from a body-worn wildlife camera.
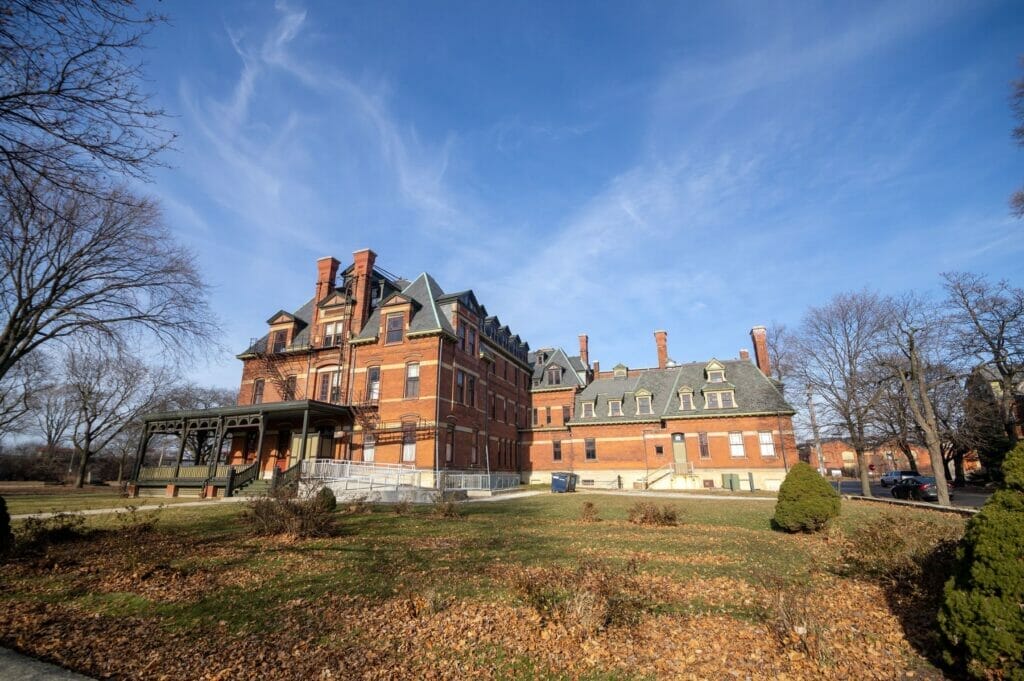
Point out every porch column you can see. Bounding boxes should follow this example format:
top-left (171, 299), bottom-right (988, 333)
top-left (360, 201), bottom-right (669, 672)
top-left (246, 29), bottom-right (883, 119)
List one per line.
top-left (254, 415), bottom-right (266, 472)
top-left (298, 407), bottom-right (310, 461)
top-left (206, 419), bottom-right (223, 480)
top-left (172, 421), bottom-right (189, 479)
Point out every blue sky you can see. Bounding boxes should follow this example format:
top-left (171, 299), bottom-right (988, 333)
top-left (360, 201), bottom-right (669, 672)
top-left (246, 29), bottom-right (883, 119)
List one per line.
top-left (141, 0), bottom-right (1024, 389)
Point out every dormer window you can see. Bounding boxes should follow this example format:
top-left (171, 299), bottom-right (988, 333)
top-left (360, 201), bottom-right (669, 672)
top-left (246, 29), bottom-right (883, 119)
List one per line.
top-left (679, 390), bottom-right (694, 411)
top-left (385, 313), bottom-right (403, 344)
top-left (271, 330), bottom-right (287, 353)
top-left (613, 364), bottom-right (628, 378)
top-left (708, 370), bottom-right (725, 383)
top-left (705, 360), bottom-right (726, 383)
top-left (582, 402), bottom-right (595, 418)
top-left (636, 395), bottom-right (652, 415)
top-left (546, 366), bottom-right (561, 385)
top-left (608, 400), bottom-right (622, 417)
top-left (705, 390), bottom-right (736, 409)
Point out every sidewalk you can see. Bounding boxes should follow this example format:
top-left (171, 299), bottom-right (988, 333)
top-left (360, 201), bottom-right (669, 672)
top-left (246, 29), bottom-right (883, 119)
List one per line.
top-left (0, 648), bottom-right (95, 680)
top-left (577, 489), bottom-right (776, 502)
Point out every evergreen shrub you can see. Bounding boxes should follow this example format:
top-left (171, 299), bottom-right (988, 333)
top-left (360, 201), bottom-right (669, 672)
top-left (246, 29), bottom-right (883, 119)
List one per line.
top-left (772, 462), bottom-right (840, 533)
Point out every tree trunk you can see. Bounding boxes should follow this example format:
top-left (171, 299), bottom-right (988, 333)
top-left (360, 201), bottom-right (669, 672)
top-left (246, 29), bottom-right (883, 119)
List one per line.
top-left (74, 447), bottom-right (90, 488)
top-left (898, 441), bottom-right (918, 473)
top-left (855, 447), bottom-right (872, 496)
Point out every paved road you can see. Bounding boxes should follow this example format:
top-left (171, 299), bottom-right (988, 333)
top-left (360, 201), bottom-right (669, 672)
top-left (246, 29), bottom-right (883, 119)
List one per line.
top-left (835, 480), bottom-right (992, 509)
top-left (0, 648), bottom-right (94, 680)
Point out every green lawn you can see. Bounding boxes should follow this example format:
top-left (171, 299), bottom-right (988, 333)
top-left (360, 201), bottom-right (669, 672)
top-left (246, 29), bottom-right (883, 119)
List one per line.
top-left (2, 489), bottom-right (198, 515)
top-left (1, 493), bottom-right (965, 680)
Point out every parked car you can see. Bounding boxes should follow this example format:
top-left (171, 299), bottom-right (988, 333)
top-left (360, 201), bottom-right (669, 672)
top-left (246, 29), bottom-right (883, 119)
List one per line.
top-left (891, 476), bottom-right (950, 502)
top-left (880, 470), bottom-right (918, 487)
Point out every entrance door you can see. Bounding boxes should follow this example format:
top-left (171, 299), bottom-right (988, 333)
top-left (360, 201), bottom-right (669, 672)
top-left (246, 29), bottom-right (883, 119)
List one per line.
top-left (671, 433), bottom-right (687, 473)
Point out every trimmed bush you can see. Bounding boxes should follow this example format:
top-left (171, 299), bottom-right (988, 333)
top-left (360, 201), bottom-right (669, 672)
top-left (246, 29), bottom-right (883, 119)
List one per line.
top-left (314, 486), bottom-right (337, 512)
top-left (0, 496), bottom-right (13, 557)
top-left (772, 462), bottom-right (840, 533)
top-left (939, 443), bottom-right (1024, 680)
top-left (627, 502), bottom-right (677, 526)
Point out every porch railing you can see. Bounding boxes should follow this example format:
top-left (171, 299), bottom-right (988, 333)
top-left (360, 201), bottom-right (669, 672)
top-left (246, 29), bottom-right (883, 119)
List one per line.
top-left (440, 471), bottom-right (522, 491)
top-left (137, 465), bottom-right (177, 482)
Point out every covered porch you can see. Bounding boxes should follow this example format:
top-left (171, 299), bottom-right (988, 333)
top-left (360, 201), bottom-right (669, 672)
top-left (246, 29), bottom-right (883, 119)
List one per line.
top-left (129, 400), bottom-right (355, 498)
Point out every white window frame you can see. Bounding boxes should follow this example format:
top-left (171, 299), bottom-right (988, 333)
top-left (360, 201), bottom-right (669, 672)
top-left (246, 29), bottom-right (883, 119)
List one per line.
top-left (759, 431), bottom-right (776, 457)
top-left (708, 370), bottom-right (725, 383)
top-left (608, 400), bottom-right (622, 417)
top-left (636, 395), bottom-right (652, 415)
top-left (679, 392), bottom-right (694, 410)
top-left (706, 392), bottom-right (720, 409)
top-left (721, 391), bottom-right (735, 408)
top-left (582, 402), bottom-right (595, 418)
top-left (402, 428), bottom-right (416, 462)
top-left (729, 431), bottom-right (745, 458)
top-left (404, 362), bottom-right (420, 398)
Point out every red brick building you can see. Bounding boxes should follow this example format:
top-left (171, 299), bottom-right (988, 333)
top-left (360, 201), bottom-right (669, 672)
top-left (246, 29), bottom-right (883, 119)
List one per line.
top-left (131, 249), bottom-right (797, 494)
top-left (523, 329), bottom-right (796, 491)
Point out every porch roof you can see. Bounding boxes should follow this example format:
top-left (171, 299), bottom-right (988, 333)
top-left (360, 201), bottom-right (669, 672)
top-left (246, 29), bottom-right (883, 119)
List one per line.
top-left (140, 399), bottom-right (354, 423)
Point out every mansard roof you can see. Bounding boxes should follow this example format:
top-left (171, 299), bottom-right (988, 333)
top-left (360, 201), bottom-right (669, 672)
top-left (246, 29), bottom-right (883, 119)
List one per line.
top-left (354, 272), bottom-right (455, 341)
top-left (529, 347), bottom-right (586, 389)
top-left (571, 359), bottom-right (793, 423)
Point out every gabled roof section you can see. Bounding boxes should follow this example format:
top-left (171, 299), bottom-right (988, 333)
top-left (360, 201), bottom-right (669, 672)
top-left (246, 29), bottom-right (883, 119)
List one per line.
top-left (266, 310), bottom-right (299, 325)
top-left (354, 272), bottom-right (455, 341)
top-left (379, 291), bottom-right (420, 310)
top-left (569, 359), bottom-right (794, 424)
top-left (242, 298), bottom-right (315, 356)
top-left (531, 347), bottom-right (585, 390)
top-left (436, 289), bottom-right (483, 317)
top-left (318, 291), bottom-right (348, 308)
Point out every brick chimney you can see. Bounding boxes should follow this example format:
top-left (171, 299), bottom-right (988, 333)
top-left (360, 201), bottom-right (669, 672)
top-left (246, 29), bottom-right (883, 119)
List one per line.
top-left (578, 334), bottom-right (589, 368)
top-left (654, 330), bottom-right (668, 369)
top-left (739, 348), bottom-right (750, 361)
top-left (750, 326), bottom-right (771, 377)
top-left (351, 249), bottom-right (377, 334)
top-left (313, 257), bottom-right (340, 326)
top-left (593, 361), bottom-right (600, 377)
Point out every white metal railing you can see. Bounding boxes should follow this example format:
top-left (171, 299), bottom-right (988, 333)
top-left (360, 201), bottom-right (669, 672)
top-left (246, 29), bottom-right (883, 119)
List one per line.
top-left (301, 459), bottom-right (420, 488)
top-left (440, 471), bottom-right (522, 491)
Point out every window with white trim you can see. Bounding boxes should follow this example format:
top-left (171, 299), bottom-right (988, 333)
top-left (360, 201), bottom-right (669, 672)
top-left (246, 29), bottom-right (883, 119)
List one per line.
top-left (729, 431), bottom-right (745, 458)
top-left (582, 402), bottom-right (594, 418)
top-left (402, 426), bottom-right (416, 462)
top-left (363, 434), bottom-right (375, 462)
top-left (322, 321), bottom-right (342, 347)
top-left (404, 362), bottom-right (420, 398)
top-left (708, 370), bottom-right (725, 383)
top-left (679, 392), bottom-right (694, 410)
top-left (385, 313), bottom-right (403, 344)
top-left (636, 395), bottom-right (652, 415)
top-left (706, 392), bottom-right (720, 409)
top-left (721, 391), bottom-right (735, 408)
top-left (608, 400), bottom-right (622, 417)
top-left (759, 431), bottom-right (776, 457)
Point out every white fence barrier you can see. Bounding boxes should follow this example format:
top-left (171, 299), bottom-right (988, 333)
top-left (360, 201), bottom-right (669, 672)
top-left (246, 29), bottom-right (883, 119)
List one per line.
top-left (301, 459), bottom-right (421, 489)
top-left (440, 471), bottom-right (522, 491)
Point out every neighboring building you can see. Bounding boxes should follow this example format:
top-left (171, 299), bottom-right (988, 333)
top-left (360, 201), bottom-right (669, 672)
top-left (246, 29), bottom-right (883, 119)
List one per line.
top-left (523, 329), bottom-right (797, 491)
top-left (130, 249), bottom-right (797, 495)
top-left (799, 439), bottom-right (934, 477)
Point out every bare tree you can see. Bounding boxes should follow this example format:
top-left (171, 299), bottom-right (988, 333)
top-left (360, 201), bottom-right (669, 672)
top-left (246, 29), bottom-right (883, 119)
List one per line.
top-left (0, 182), bottom-right (217, 384)
top-left (33, 376), bottom-right (75, 459)
top-left (795, 291), bottom-right (890, 496)
top-left (873, 380), bottom-right (922, 474)
top-left (942, 272), bottom-right (1024, 459)
top-left (0, 0), bottom-right (172, 207)
top-left (65, 348), bottom-right (173, 487)
top-left (766, 322), bottom-right (798, 388)
top-left (879, 295), bottom-right (954, 506)
top-left (0, 353), bottom-right (39, 439)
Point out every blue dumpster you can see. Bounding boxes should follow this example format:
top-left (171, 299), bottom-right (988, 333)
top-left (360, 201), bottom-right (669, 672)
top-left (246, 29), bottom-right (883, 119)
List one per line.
top-left (551, 472), bottom-right (578, 493)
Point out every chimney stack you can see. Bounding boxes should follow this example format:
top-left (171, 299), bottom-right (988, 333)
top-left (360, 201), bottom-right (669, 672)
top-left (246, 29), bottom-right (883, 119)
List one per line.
top-left (593, 361), bottom-right (600, 377)
top-left (654, 330), bottom-right (668, 369)
top-left (739, 348), bottom-right (750, 361)
top-left (313, 257), bottom-right (340, 328)
top-left (351, 249), bottom-right (377, 334)
top-left (578, 334), bottom-right (589, 368)
top-left (750, 326), bottom-right (771, 377)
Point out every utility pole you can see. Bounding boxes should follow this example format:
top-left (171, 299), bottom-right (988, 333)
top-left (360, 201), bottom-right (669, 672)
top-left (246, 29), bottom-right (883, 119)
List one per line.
top-left (806, 385), bottom-right (826, 477)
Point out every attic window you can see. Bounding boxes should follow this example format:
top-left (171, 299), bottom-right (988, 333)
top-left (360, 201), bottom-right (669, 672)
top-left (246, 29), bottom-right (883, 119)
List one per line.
top-left (385, 313), bottom-right (403, 343)
top-left (679, 392), bottom-right (694, 411)
top-left (271, 330), bottom-right (287, 353)
top-left (608, 400), bottom-right (622, 417)
top-left (322, 321), bottom-right (342, 347)
top-left (613, 365), bottom-right (627, 378)
top-left (546, 366), bottom-right (561, 385)
top-left (582, 402), bottom-right (595, 418)
top-left (636, 395), bottom-right (652, 415)
top-left (708, 370), bottom-right (725, 383)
